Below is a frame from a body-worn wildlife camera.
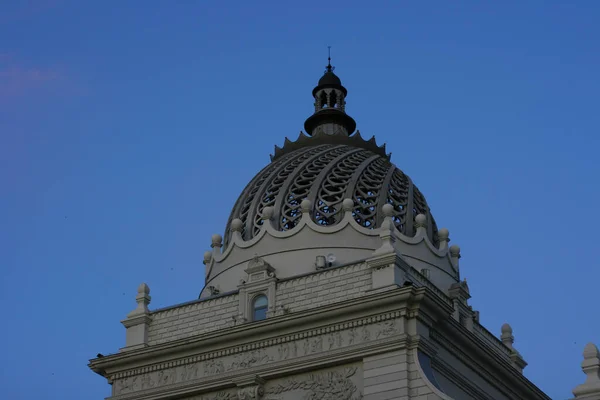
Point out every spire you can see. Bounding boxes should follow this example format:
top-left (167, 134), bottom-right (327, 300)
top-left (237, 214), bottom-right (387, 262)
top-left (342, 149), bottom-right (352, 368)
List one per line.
top-left (304, 50), bottom-right (356, 137)
top-left (326, 46), bottom-right (333, 73)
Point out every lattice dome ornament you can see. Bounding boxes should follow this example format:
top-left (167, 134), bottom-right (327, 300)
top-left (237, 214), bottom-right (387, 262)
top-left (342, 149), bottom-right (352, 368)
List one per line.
top-left (224, 143), bottom-right (438, 247)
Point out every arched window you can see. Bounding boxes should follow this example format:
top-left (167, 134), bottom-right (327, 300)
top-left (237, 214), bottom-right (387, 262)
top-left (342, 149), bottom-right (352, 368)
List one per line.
top-left (330, 91), bottom-right (338, 108)
top-left (319, 91), bottom-right (328, 108)
top-left (252, 295), bottom-right (268, 321)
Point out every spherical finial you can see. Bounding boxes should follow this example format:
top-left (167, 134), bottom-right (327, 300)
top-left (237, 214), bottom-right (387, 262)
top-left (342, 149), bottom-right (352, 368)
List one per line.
top-left (231, 218), bottom-right (243, 232)
top-left (137, 283), bottom-right (150, 295)
top-left (438, 228), bottom-right (449, 242)
top-left (262, 206), bottom-right (274, 220)
top-left (415, 213), bottom-right (427, 228)
top-left (449, 244), bottom-right (461, 257)
top-left (501, 323), bottom-right (513, 335)
top-left (300, 199), bottom-right (312, 213)
top-left (382, 203), bottom-right (394, 218)
top-left (342, 198), bottom-right (354, 212)
top-left (203, 251), bottom-right (212, 265)
top-left (211, 233), bottom-right (223, 248)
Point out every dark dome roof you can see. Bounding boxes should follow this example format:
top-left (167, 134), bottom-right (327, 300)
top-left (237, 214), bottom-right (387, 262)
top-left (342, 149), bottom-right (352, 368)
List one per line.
top-left (224, 143), bottom-right (438, 246)
top-left (318, 71), bottom-right (342, 86)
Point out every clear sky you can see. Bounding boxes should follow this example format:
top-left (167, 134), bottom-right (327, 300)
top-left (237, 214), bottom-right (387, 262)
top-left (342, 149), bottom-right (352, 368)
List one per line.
top-left (1, 1), bottom-right (599, 399)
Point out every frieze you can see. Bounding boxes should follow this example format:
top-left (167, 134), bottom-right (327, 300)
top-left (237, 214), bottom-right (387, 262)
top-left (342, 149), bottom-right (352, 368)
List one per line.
top-left (112, 312), bottom-right (403, 397)
top-left (181, 390), bottom-right (237, 400)
top-left (264, 366), bottom-right (362, 400)
top-left (228, 350), bottom-right (273, 371)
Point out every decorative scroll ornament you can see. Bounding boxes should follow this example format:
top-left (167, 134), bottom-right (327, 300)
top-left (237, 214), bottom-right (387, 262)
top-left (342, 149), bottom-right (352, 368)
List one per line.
top-left (237, 385), bottom-right (264, 400)
top-left (265, 367), bottom-right (362, 400)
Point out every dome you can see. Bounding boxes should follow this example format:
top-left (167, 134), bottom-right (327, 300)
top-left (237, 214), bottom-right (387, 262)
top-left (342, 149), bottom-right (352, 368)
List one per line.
top-left (200, 62), bottom-right (457, 300)
top-left (318, 71), bottom-right (342, 86)
top-left (224, 139), bottom-right (439, 247)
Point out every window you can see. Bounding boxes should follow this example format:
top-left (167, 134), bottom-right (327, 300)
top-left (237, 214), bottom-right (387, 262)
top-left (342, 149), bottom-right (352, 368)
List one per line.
top-left (252, 295), bottom-right (268, 321)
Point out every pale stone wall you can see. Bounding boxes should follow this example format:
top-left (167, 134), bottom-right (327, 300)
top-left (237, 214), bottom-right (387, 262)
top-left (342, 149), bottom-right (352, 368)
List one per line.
top-left (275, 262), bottom-right (371, 312)
top-left (147, 294), bottom-right (239, 345)
top-left (431, 339), bottom-right (513, 400)
top-left (146, 262), bottom-right (371, 346)
top-left (363, 349), bottom-right (410, 399)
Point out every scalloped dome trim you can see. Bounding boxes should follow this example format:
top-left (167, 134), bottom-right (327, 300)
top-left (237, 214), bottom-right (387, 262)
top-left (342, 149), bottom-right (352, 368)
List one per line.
top-left (271, 130), bottom-right (389, 162)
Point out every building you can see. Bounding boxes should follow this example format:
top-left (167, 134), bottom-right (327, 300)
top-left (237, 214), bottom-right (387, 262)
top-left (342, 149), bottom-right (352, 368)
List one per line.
top-left (89, 59), bottom-right (600, 400)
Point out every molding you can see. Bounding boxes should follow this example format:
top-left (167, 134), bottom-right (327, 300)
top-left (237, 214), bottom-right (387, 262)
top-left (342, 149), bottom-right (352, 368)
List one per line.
top-left (431, 356), bottom-right (493, 400)
top-left (111, 309), bottom-right (406, 380)
top-left (90, 286), bottom-right (456, 399)
top-left (106, 316), bottom-right (411, 400)
top-left (89, 287), bottom-right (426, 374)
top-left (208, 196), bottom-right (448, 269)
top-left (121, 315), bottom-right (152, 328)
top-left (430, 324), bottom-right (550, 400)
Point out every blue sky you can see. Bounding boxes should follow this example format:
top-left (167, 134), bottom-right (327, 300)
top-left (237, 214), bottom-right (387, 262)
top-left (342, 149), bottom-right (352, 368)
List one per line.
top-left (1, 1), bottom-right (599, 399)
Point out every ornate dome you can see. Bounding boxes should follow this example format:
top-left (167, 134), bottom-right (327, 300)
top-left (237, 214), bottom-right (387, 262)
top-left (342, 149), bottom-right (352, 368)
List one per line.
top-left (200, 58), bottom-right (456, 300)
top-left (224, 133), bottom-right (439, 247)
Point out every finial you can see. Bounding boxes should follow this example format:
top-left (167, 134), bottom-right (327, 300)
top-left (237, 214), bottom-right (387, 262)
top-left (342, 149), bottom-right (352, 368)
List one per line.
top-left (449, 244), bottom-right (461, 259)
top-left (415, 214), bottom-right (427, 229)
top-left (137, 283), bottom-right (150, 295)
top-left (501, 323), bottom-right (514, 349)
top-left (301, 199), bottom-right (312, 214)
top-left (572, 343), bottom-right (600, 398)
top-left (584, 342), bottom-right (600, 360)
top-left (382, 203), bottom-right (394, 218)
top-left (127, 282), bottom-right (151, 317)
top-left (203, 251), bottom-right (212, 265)
top-left (231, 218), bottom-right (243, 233)
top-left (326, 46), bottom-right (334, 73)
top-left (342, 198), bottom-right (354, 213)
top-left (211, 233), bottom-right (223, 248)
top-left (262, 206), bottom-right (274, 221)
top-left (438, 228), bottom-right (449, 243)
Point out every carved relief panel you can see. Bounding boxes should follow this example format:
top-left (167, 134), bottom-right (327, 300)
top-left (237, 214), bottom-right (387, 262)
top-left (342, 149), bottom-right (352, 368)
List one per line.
top-left (264, 364), bottom-right (363, 400)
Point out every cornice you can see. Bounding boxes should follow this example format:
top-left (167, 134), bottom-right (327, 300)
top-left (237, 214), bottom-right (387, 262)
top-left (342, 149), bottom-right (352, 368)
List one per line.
top-left (90, 286), bottom-right (450, 379)
top-left (431, 357), bottom-right (494, 400)
top-left (430, 322), bottom-right (551, 400)
top-left (89, 286), bottom-right (423, 374)
top-left (121, 314), bottom-right (152, 328)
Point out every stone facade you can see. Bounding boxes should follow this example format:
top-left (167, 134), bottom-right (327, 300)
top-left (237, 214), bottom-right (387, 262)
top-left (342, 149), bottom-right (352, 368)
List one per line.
top-left (90, 247), bottom-right (557, 400)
